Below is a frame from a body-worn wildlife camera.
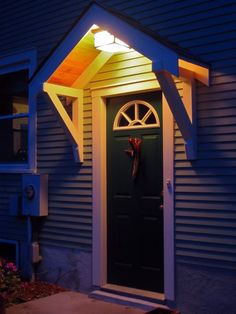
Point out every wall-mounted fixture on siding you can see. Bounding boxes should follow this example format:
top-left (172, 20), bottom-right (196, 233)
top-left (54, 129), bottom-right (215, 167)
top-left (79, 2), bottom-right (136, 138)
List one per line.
top-left (22, 174), bottom-right (48, 216)
top-left (9, 174), bottom-right (48, 217)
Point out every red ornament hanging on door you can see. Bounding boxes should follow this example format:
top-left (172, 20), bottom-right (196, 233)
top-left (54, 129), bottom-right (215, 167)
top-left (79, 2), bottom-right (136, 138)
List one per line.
top-left (125, 137), bottom-right (142, 179)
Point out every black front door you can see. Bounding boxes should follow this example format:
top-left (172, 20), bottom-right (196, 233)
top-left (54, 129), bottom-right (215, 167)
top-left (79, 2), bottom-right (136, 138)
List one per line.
top-left (107, 92), bottom-right (164, 293)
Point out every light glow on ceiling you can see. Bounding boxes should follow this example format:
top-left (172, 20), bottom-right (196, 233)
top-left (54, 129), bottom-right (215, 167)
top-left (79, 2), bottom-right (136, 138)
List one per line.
top-left (94, 30), bottom-right (130, 53)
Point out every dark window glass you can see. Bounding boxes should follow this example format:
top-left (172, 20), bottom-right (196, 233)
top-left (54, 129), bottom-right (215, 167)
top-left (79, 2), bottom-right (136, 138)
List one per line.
top-left (0, 70), bottom-right (28, 163)
top-left (138, 103), bottom-right (149, 120)
top-left (119, 115), bottom-right (129, 126)
top-left (125, 105), bottom-right (134, 120)
top-left (146, 113), bottom-right (156, 124)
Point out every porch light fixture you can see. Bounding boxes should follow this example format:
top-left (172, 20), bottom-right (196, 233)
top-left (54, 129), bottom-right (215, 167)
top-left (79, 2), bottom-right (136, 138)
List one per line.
top-left (94, 30), bottom-right (130, 53)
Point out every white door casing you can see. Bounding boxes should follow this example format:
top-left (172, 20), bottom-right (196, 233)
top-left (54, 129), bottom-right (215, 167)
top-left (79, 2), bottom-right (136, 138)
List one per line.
top-left (91, 80), bottom-right (174, 300)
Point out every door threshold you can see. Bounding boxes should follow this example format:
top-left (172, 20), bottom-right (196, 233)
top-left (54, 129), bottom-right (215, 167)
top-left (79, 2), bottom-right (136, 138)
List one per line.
top-left (102, 284), bottom-right (165, 301)
top-left (90, 284), bottom-right (166, 311)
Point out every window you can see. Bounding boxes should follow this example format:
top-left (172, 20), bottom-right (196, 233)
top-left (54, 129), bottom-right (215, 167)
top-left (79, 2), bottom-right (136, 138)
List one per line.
top-left (0, 50), bottom-right (36, 171)
top-left (113, 100), bottom-right (160, 131)
top-left (0, 70), bottom-right (29, 163)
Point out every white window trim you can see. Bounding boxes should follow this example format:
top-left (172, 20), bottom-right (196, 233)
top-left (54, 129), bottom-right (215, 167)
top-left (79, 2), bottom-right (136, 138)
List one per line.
top-left (0, 50), bottom-right (37, 173)
top-left (113, 99), bottom-right (160, 131)
top-left (91, 80), bottom-right (175, 301)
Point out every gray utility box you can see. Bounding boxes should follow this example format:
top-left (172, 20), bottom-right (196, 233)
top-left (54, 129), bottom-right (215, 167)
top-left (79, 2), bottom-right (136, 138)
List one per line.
top-left (22, 174), bottom-right (48, 216)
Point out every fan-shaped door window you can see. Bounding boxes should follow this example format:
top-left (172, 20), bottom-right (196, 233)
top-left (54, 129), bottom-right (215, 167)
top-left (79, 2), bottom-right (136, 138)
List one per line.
top-left (113, 100), bottom-right (160, 130)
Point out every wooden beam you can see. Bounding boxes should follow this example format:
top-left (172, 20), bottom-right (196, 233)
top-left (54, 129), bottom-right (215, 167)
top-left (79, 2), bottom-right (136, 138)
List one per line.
top-left (178, 58), bottom-right (209, 159)
top-left (154, 70), bottom-right (196, 160)
top-left (72, 92), bottom-right (84, 161)
top-left (179, 59), bottom-right (209, 86)
top-left (44, 82), bottom-right (82, 97)
top-left (43, 82), bottom-right (84, 162)
top-left (183, 78), bottom-right (197, 159)
top-left (72, 51), bottom-right (113, 88)
top-left (155, 70), bottom-right (192, 140)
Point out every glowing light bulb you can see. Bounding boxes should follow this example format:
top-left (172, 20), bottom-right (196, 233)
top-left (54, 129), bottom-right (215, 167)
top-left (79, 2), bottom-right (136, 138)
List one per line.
top-left (94, 30), bottom-right (130, 53)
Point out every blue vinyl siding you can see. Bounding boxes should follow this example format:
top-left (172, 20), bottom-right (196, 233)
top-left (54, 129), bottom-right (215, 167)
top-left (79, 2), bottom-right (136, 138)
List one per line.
top-left (0, 174), bottom-right (27, 241)
top-left (149, 0), bottom-right (236, 269)
top-left (0, 0), bottom-right (235, 270)
top-left (36, 94), bottom-right (92, 249)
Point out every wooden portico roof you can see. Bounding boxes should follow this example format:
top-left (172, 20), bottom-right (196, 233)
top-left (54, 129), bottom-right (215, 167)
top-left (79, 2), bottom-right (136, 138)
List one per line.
top-left (30, 1), bottom-right (210, 162)
top-left (30, 1), bottom-right (209, 90)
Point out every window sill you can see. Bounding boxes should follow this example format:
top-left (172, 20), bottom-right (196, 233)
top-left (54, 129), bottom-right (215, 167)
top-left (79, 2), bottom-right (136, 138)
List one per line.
top-left (0, 164), bottom-right (35, 173)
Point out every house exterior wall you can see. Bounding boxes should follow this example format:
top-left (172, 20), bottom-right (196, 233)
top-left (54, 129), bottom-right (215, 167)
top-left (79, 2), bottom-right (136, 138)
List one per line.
top-left (0, 174), bottom-right (32, 278)
top-left (36, 92), bottom-right (92, 249)
top-left (0, 1), bottom-right (236, 313)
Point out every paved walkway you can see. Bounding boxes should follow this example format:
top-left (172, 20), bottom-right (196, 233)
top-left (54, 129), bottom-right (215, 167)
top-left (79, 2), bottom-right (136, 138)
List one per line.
top-left (6, 291), bottom-right (147, 314)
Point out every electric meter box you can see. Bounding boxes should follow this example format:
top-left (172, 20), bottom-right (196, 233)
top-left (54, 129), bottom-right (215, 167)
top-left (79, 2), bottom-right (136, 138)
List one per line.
top-left (22, 174), bottom-right (48, 216)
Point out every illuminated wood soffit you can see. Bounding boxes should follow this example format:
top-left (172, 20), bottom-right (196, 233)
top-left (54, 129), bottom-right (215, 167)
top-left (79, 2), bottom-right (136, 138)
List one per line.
top-left (47, 31), bottom-right (100, 86)
top-left (45, 25), bottom-right (209, 161)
